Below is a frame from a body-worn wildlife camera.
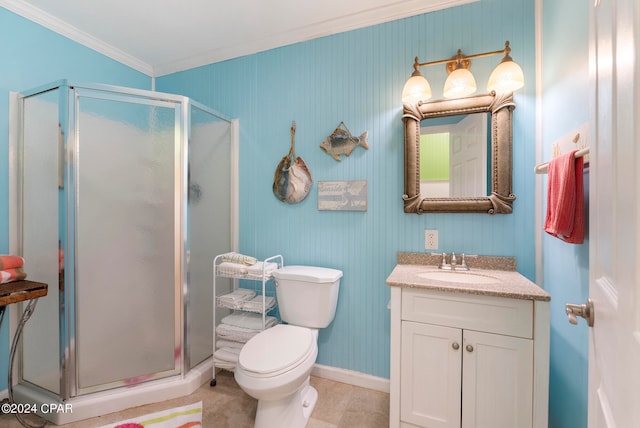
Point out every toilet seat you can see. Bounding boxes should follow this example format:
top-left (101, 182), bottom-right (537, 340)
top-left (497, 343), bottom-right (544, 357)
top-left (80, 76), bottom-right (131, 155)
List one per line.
top-left (238, 325), bottom-right (315, 378)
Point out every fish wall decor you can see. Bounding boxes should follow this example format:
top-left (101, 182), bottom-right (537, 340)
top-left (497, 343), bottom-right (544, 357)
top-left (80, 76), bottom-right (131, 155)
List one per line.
top-left (273, 121), bottom-right (313, 204)
top-left (320, 121), bottom-right (368, 161)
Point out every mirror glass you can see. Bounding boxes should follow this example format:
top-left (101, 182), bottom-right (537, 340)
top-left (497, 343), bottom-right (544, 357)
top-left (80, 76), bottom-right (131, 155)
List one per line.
top-left (402, 92), bottom-right (516, 214)
top-left (419, 113), bottom-right (490, 198)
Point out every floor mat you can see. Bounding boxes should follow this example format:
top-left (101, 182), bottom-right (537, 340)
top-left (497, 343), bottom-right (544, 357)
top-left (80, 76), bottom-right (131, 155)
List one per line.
top-left (97, 401), bottom-right (202, 428)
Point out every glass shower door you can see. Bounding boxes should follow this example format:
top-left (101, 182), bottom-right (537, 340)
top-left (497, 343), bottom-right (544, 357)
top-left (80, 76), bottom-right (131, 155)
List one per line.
top-left (20, 87), bottom-right (63, 395)
top-left (73, 90), bottom-right (181, 394)
top-left (186, 105), bottom-right (233, 369)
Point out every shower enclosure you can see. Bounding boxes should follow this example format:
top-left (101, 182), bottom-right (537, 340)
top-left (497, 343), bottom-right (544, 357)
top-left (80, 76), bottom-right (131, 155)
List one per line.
top-left (9, 81), bottom-right (236, 424)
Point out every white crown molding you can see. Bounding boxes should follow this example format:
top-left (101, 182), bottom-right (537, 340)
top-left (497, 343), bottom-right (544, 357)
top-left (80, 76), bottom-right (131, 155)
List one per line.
top-left (154, 0), bottom-right (478, 76)
top-left (2, 0), bottom-right (476, 77)
top-left (1, 0), bottom-right (154, 76)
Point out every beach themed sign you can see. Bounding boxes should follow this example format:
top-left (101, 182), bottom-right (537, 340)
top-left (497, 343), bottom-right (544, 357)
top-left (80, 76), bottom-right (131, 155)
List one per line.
top-left (318, 180), bottom-right (368, 211)
top-left (320, 122), bottom-right (368, 161)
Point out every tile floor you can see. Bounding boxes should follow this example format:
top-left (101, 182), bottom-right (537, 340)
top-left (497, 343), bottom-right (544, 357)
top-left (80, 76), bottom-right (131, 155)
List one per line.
top-left (0, 371), bottom-right (390, 427)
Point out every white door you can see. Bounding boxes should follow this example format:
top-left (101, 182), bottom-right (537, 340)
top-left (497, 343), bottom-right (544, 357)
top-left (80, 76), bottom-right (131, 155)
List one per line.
top-left (588, 0), bottom-right (640, 426)
top-left (449, 113), bottom-right (487, 197)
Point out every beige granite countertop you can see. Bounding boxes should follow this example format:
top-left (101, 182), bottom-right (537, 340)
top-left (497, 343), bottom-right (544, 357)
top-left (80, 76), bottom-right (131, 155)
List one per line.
top-left (387, 252), bottom-right (550, 301)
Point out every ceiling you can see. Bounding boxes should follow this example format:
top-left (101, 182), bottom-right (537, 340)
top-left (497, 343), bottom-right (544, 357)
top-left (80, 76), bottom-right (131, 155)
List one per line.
top-left (1, 0), bottom-right (475, 77)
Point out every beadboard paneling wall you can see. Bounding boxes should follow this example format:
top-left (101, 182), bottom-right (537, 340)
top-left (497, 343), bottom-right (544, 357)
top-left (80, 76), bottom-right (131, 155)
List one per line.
top-left (541, 0), bottom-right (590, 426)
top-left (158, 0), bottom-right (536, 379)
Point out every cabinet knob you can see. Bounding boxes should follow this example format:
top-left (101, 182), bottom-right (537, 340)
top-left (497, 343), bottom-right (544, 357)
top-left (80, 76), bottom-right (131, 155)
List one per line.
top-left (466, 344), bottom-right (474, 352)
top-left (452, 342), bottom-right (460, 350)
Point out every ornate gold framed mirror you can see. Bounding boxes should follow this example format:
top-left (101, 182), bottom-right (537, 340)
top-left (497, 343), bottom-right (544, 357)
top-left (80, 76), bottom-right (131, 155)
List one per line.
top-left (402, 92), bottom-right (516, 214)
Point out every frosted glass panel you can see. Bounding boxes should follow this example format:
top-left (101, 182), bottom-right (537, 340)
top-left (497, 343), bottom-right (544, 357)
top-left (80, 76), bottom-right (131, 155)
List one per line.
top-left (21, 89), bottom-right (62, 394)
top-left (75, 95), bottom-right (178, 390)
top-left (187, 107), bottom-right (232, 367)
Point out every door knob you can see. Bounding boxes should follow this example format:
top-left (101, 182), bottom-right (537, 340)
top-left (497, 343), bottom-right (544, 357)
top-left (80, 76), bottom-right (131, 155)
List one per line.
top-left (565, 298), bottom-right (594, 327)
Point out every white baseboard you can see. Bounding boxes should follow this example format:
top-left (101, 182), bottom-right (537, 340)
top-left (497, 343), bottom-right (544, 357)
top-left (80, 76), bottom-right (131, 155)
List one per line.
top-left (311, 364), bottom-right (390, 394)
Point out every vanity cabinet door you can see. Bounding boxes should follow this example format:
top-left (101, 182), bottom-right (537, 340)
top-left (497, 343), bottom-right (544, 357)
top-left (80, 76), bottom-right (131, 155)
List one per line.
top-left (400, 321), bottom-right (462, 428)
top-left (461, 330), bottom-right (534, 428)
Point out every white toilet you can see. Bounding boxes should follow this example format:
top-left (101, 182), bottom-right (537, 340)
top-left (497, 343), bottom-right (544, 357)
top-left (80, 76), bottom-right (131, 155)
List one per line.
top-left (234, 265), bottom-right (342, 428)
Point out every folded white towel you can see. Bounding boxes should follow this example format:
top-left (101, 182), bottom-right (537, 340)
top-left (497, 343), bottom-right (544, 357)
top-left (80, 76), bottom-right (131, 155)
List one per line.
top-left (220, 252), bottom-right (258, 266)
top-left (212, 360), bottom-right (236, 371)
top-left (213, 347), bottom-right (240, 363)
top-left (246, 261), bottom-right (279, 278)
top-left (216, 323), bottom-right (261, 342)
top-left (217, 288), bottom-right (256, 309)
top-left (221, 312), bottom-right (278, 330)
top-left (241, 296), bottom-right (276, 313)
top-left (218, 288), bottom-right (255, 302)
top-left (217, 262), bottom-right (249, 277)
top-left (220, 346), bottom-right (240, 356)
top-left (216, 339), bottom-right (245, 350)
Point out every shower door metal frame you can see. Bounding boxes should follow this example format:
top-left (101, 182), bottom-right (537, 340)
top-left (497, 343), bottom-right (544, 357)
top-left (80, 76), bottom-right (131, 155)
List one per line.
top-left (64, 84), bottom-right (187, 397)
top-left (181, 100), bottom-right (237, 372)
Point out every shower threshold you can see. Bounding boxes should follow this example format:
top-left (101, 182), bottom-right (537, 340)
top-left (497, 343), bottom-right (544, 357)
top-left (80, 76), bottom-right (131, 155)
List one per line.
top-left (11, 358), bottom-right (213, 425)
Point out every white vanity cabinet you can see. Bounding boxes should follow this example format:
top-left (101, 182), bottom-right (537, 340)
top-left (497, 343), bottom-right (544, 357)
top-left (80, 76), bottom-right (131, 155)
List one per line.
top-left (389, 286), bottom-right (550, 428)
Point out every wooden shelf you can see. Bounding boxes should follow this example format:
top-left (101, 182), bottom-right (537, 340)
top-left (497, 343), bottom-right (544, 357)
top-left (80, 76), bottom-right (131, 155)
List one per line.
top-left (0, 280), bottom-right (48, 306)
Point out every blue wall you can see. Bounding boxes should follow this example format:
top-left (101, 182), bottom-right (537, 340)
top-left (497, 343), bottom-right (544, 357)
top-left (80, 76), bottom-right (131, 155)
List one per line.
top-left (0, 7), bottom-right (151, 390)
top-left (158, 0), bottom-right (537, 379)
top-left (542, 0), bottom-right (590, 426)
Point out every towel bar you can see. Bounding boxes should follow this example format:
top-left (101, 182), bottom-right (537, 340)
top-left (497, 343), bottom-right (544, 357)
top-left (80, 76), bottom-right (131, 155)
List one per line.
top-left (534, 147), bottom-right (590, 174)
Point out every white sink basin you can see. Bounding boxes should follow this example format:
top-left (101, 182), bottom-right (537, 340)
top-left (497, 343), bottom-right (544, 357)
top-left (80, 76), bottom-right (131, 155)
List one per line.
top-left (416, 270), bottom-right (499, 284)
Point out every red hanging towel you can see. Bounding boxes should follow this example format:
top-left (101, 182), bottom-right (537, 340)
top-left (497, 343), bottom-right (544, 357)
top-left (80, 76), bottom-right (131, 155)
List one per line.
top-left (544, 149), bottom-right (585, 244)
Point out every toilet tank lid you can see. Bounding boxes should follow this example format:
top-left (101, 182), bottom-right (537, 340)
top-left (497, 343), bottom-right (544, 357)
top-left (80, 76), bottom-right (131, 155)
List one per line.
top-left (273, 265), bottom-right (343, 283)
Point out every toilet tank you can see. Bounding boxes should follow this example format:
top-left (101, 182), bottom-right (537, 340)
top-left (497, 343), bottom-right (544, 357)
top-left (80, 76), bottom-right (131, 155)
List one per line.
top-left (272, 265), bottom-right (342, 328)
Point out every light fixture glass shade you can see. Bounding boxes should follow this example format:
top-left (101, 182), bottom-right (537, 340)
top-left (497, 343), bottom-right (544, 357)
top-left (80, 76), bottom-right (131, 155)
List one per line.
top-left (443, 68), bottom-right (477, 99)
top-left (402, 74), bottom-right (432, 104)
top-left (487, 59), bottom-right (525, 93)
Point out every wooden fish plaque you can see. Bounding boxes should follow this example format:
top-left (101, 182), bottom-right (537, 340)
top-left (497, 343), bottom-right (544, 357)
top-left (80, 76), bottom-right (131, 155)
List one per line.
top-left (320, 122), bottom-right (368, 161)
top-left (317, 180), bottom-right (367, 211)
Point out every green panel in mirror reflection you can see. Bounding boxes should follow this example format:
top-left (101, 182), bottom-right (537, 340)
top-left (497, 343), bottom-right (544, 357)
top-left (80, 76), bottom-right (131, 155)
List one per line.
top-left (420, 133), bottom-right (449, 181)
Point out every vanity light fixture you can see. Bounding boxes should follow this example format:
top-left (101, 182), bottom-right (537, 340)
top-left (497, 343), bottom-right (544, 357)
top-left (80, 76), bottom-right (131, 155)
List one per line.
top-left (401, 40), bottom-right (525, 104)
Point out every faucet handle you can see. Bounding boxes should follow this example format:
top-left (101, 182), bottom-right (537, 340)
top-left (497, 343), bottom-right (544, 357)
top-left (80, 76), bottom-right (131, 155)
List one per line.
top-left (460, 253), bottom-right (469, 270)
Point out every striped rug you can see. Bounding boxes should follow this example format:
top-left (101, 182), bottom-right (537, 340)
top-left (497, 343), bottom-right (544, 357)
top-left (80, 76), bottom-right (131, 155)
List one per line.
top-left (98, 401), bottom-right (202, 428)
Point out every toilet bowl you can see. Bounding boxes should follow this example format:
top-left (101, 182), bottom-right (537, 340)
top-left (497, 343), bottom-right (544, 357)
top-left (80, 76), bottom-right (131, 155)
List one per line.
top-left (234, 265), bottom-right (342, 428)
top-left (235, 325), bottom-right (318, 427)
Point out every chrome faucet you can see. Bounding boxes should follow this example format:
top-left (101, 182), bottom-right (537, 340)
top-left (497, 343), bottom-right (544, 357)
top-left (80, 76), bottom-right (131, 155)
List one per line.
top-left (438, 252), bottom-right (470, 271)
